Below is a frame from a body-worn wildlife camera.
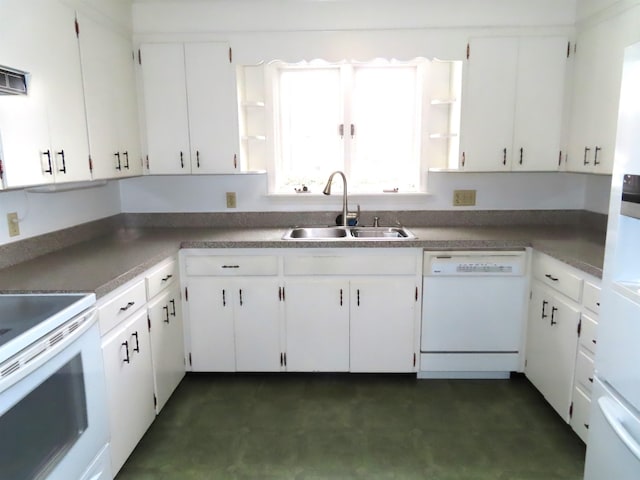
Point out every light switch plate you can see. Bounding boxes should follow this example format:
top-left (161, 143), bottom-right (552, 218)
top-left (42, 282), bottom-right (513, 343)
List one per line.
top-left (453, 189), bottom-right (476, 206)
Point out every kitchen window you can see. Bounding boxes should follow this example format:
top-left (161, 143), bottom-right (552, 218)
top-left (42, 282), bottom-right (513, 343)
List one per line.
top-left (237, 58), bottom-right (461, 194)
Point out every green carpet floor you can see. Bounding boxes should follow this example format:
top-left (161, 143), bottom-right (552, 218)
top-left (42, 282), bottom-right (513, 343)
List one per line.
top-left (116, 373), bottom-right (585, 480)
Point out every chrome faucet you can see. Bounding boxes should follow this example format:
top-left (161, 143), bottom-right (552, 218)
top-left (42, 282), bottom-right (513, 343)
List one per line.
top-left (323, 171), bottom-right (349, 227)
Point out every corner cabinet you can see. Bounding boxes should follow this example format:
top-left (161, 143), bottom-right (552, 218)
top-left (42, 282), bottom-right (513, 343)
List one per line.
top-left (138, 42), bottom-right (240, 175)
top-left (181, 249), bottom-right (422, 374)
top-left (459, 36), bottom-right (567, 172)
top-left (0, 0), bottom-right (91, 188)
top-left (525, 250), bottom-right (601, 443)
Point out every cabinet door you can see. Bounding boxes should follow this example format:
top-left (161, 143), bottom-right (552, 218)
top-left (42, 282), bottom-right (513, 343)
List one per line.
top-left (101, 309), bottom-right (155, 475)
top-left (139, 43), bottom-right (191, 174)
top-left (512, 36), bottom-right (567, 171)
top-left (185, 42), bottom-right (240, 173)
top-left (148, 285), bottom-right (185, 413)
top-left (284, 278), bottom-right (350, 372)
top-left (526, 285), bottom-right (580, 421)
top-left (41, 2), bottom-right (91, 183)
top-left (186, 277), bottom-right (236, 371)
top-left (350, 278), bottom-right (416, 372)
top-left (234, 278), bottom-right (282, 371)
top-left (459, 37), bottom-right (518, 171)
top-left (79, 14), bottom-right (141, 179)
top-left (77, 13), bottom-right (120, 179)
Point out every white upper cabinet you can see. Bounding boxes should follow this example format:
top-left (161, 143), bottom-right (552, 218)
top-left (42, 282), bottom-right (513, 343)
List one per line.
top-left (567, 6), bottom-right (640, 174)
top-left (78, 13), bottom-right (142, 180)
top-left (139, 42), bottom-right (240, 175)
top-left (459, 36), bottom-right (567, 172)
top-left (459, 37), bottom-right (518, 172)
top-left (0, 0), bottom-right (91, 188)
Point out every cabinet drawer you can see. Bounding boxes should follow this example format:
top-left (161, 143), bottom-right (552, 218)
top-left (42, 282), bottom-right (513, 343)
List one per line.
top-left (284, 255), bottom-right (418, 275)
top-left (583, 282), bottom-right (601, 315)
top-left (98, 280), bottom-right (147, 336)
top-left (580, 313), bottom-right (598, 354)
top-left (185, 255), bottom-right (278, 276)
top-left (533, 254), bottom-right (583, 301)
top-left (575, 350), bottom-right (595, 393)
top-left (570, 386), bottom-right (591, 444)
top-left (146, 258), bottom-right (178, 299)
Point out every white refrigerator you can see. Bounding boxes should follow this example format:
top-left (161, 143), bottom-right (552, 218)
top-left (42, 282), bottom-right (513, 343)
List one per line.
top-left (583, 41), bottom-right (640, 479)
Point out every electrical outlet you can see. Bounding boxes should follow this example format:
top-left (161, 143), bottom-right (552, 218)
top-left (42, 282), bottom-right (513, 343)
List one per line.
top-left (7, 212), bottom-right (20, 237)
top-left (226, 192), bottom-right (237, 209)
top-left (453, 189), bottom-right (476, 207)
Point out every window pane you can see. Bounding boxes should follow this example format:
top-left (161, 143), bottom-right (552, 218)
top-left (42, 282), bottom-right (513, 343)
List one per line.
top-left (351, 66), bottom-right (419, 192)
top-left (276, 68), bottom-right (343, 192)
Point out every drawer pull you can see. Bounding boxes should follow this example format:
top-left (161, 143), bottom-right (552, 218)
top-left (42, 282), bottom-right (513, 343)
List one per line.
top-left (161, 274), bottom-right (173, 282)
top-left (163, 305), bottom-right (170, 323)
top-left (222, 265), bottom-right (240, 269)
top-left (170, 299), bottom-right (176, 316)
top-left (119, 301), bottom-right (135, 312)
top-left (545, 274), bottom-right (559, 282)
top-left (541, 300), bottom-right (548, 319)
top-left (550, 306), bottom-right (558, 325)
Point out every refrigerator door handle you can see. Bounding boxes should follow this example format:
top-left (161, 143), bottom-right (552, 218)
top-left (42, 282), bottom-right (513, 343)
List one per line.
top-left (599, 396), bottom-right (640, 461)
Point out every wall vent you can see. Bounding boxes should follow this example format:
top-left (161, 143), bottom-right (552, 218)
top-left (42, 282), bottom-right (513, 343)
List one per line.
top-left (0, 65), bottom-right (28, 95)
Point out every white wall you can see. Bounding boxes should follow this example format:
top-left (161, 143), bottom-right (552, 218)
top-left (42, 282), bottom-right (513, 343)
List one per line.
top-left (0, 181), bottom-right (121, 245)
top-left (119, 171), bottom-right (596, 213)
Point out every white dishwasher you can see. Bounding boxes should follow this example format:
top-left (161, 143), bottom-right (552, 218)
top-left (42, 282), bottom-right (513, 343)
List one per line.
top-left (419, 250), bottom-right (529, 379)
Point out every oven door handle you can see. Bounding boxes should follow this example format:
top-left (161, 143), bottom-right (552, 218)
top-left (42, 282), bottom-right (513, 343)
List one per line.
top-left (0, 309), bottom-right (98, 392)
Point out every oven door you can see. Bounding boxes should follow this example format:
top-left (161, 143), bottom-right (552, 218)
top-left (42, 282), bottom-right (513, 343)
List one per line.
top-left (0, 309), bottom-right (110, 480)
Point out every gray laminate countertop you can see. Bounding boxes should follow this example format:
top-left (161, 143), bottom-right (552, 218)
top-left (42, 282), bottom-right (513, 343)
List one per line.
top-left (0, 225), bottom-right (606, 298)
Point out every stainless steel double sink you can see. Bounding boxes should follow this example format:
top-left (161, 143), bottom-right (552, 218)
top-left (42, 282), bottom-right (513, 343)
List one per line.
top-left (282, 226), bottom-right (415, 240)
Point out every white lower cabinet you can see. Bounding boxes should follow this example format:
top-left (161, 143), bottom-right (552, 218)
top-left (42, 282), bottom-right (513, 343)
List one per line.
top-left (350, 278), bottom-right (416, 372)
top-left (147, 285), bottom-right (185, 412)
top-left (182, 249), bottom-right (421, 374)
top-left (284, 278), bottom-right (350, 372)
top-left (101, 308), bottom-right (155, 475)
top-left (526, 250), bottom-right (601, 443)
top-left (526, 284), bottom-right (580, 421)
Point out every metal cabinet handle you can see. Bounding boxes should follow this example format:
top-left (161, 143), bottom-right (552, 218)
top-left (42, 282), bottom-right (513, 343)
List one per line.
top-left (115, 152), bottom-right (121, 171)
top-left (57, 150), bottom-right (66, 173)
top-left (357, 289), bottom-right (360, 307)
top-left (221, 265), bottom-right (240, 269)
top-left (163, 305), bottom-right (170, 323)
top-left (161, 274), bottom-right (173, 282)
top-left (119, 301), bottom-right (135, 312)
top-left (122, 341), bottom-right (130, 363)
top-left (123, 151), bottom-right (130, 169)
top-left (541, 300), bottom-right (548, 319)
top-left (584, 147), bottom-right (591, 165)
top-left (594, 146), bottom-right (601, 166)
top-left (503, 147), bottom-right (507, 165)
top-left (132, 331), bottom-right (140, 352)
top-left (196, 150), bottom-right (200, 168)
top-left (239, 289), bottom-right (243, 306)
top-left (180, 151), bottom-right (184, 168)
top-left (545, 274), bottom-right (559, 282)
top-left (43, 150), bottom-right (53, 174)
top-left (170, 299), bottom-right (176, 316)
top-left (519, 147), bottom-right (523, 165)
top-left (340, 288), bottom-right (343, 306)
top-left (222, 289), bottom-right (226, 307)
top-left (550, 306), bottom-right (558, 325)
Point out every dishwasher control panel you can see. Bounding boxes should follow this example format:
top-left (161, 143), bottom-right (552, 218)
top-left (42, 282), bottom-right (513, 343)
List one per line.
top-left (424, 251), bottom-right (527, 276)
